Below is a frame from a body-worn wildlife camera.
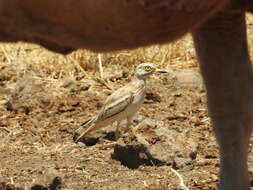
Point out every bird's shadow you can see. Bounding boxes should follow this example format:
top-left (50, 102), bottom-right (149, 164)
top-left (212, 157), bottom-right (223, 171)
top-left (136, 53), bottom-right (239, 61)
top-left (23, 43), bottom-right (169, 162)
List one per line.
top-left (111, 143), bottom-right (165, 169)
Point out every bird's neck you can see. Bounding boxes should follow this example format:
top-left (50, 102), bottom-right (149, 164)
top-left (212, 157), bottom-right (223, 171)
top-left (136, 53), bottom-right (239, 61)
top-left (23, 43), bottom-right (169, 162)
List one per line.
top-left (133, 74), bottom-right (147, 82)
top-left (133, 75), bottom-right (147, 88)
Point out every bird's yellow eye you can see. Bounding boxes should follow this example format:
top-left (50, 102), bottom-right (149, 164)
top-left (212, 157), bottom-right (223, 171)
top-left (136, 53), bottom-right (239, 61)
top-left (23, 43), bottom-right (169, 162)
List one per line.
top-left (144, 66), bottom-right (152, 71)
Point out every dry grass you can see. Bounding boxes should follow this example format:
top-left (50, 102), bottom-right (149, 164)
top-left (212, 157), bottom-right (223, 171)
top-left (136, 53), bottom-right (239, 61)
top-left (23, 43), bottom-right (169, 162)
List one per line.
top-left (0, 34), bottom-right (197, 80)
top-left (0, 13), bottom-right (253, 190)
top-left (1, 13), bottom-right (252, 90)
top-left (0, 13), bottom-right (252, 154)
top-left (1, 12), bottom-right (253, 114)
top-left (0, 32), bottom-right (198, 116)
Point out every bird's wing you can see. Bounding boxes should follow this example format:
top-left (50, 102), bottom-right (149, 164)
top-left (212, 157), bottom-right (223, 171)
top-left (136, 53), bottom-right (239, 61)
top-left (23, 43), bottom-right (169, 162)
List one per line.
top-left (97, 85), bottom-right (134, 121)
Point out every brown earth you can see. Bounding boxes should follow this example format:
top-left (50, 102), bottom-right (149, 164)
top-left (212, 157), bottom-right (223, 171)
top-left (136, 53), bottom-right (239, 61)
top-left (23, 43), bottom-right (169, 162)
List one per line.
top-left (0, 14), bottom-right (253, 190)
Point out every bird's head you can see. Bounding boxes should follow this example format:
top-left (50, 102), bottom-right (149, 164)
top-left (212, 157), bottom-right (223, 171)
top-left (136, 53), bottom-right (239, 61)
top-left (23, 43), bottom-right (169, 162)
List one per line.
top-left (134, 63), bottom-right (168, 80)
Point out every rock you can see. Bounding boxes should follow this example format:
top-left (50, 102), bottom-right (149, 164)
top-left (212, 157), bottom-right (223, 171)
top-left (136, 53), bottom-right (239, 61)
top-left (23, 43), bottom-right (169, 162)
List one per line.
top-left (112, 118), bottom-right (198, 169)
top-left (76, 141), bottom-right (87, 148)
top-left (61, 78), bottom-right (76, 88)
top-left (31, 168), bottom-right (62, 190)
top-left (66, 95), bottom-right (80, 107)
top-left (7, 74), bottom-right (53, 113)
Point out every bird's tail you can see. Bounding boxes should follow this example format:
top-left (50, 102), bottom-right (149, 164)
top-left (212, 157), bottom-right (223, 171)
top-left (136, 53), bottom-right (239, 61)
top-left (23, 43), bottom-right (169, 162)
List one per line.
top-left (73, 116), bottom-right (97, 142)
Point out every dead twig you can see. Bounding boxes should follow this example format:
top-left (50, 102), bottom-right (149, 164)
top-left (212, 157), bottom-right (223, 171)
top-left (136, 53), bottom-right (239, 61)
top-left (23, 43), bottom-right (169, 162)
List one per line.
top-left (0, 127), bottom-right (11, 133)
top-left (170, 167), bottom-right (190, 190)
top-left (93, 76), bottom-right (113, 90)
top-left (96, 54), bottom-right (114, 90)
top-left (96, 142), bottom-right (117, 149)
top-left (68, 56), bottom-right (90, 79)
top-left (98, 54), bottom-right (104, 79)
top-left (1, 46), bottom-right (12, 64)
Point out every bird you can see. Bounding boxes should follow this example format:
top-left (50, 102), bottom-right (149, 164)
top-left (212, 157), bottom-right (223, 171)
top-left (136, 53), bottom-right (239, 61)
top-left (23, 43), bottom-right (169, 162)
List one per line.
top-left (73, 63), bottom-right (168, 143)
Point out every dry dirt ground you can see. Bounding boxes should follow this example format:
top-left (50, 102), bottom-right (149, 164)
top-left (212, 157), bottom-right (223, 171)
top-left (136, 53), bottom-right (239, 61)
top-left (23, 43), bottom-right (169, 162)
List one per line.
top-left (0, 14), bottom-right (253, 190)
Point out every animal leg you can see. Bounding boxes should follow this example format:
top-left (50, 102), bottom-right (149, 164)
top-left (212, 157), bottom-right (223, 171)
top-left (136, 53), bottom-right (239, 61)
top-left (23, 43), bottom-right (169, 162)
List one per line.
top-left (115, 121), bottom-right (120, 140)
top-left (126, 116), bottom-right (133, 133)
top-left (192, 11), bottom-right (253, 190)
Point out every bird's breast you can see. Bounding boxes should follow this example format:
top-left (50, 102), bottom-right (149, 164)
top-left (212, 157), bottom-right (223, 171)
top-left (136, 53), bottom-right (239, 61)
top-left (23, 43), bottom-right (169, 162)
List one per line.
top-left (130, 83), bottom-right (146, 112)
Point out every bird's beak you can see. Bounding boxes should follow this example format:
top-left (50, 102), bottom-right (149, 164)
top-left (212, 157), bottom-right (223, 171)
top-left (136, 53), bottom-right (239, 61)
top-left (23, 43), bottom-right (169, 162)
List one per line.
top-left (155, 68), bottom-right (169, 74)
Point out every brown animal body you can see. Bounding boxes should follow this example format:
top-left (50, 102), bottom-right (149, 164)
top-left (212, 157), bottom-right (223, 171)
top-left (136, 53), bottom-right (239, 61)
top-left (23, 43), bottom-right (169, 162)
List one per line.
top-left (1, 0), bottom-right (253, 189)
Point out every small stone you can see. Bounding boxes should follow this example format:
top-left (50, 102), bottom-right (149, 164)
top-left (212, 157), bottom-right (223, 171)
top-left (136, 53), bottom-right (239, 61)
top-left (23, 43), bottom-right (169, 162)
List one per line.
top-left (77, 142), bottom-right (87, 148)
top-left (210, 174), bottom-right (218, 182)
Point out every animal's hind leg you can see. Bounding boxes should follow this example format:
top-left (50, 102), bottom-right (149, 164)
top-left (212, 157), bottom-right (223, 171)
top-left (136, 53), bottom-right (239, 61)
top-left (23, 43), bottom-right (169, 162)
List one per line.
top-left (192, 11), bottom-right (253, 190)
